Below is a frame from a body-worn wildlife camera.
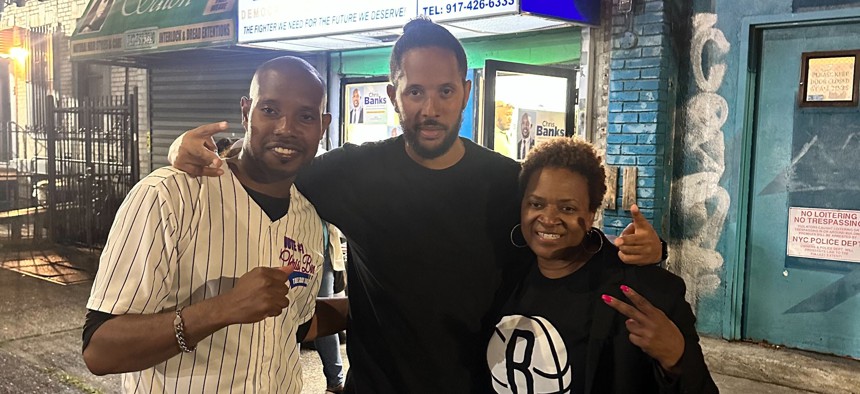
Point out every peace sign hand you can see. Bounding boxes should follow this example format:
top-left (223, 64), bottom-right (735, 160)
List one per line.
top-left (603, 285), bottom-right (685, 374)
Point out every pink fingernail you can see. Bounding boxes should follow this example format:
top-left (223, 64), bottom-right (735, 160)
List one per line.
top-left (621, 285), bottom-right (631, 293)
top-left (601, 294), bottom-right (612, 304)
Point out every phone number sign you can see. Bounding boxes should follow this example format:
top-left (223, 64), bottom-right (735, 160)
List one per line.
top-left (419, 0), bottom-right (519, 22)
top-left (787, 207), bottom-right (860, 263)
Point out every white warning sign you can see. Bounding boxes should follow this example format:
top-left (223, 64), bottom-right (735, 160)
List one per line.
top-left (787, 207), bottom-right (860, 263)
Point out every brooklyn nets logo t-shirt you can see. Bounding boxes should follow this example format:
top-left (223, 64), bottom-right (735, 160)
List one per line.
top-left (487, 261), bottom-right (600, 394)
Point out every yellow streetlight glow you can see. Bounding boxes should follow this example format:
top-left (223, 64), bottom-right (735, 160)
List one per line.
top-left (8, 47), bottom-right (29, 63)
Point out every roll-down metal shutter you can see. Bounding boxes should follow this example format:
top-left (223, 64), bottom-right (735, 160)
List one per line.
top-left (149, 52), bottom-right (288, 169)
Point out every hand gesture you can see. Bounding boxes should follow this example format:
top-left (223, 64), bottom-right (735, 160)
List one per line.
top-left (603, 285), bottom-right (684, 373)
top-left (168, 122), bottom-right (227, 177)
top-left (221, 266), bottom-right (294, 325)
top-left (614, 204), bottom-right (662, 265)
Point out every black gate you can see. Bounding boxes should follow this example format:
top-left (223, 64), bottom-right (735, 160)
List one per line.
top-left (0, 92), bottom-right (139, 248)
top-left (44, 91), bottom-right (140, 247)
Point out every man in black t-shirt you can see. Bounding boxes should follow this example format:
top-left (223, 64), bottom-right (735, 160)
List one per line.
top-left (168, 18), bottom-right (665, 394)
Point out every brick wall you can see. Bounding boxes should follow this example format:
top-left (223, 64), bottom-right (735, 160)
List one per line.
top-left (603, 0), bottom-right (679, 236)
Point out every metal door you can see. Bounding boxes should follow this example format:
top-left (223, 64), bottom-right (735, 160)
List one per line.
top-left (744, 22), bottom-right (860, 358)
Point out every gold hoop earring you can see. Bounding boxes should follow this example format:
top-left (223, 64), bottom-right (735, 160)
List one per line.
top-left (510, 224), bottom-right (527, 248)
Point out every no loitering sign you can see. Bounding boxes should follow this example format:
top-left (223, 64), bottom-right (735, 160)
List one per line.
top-left (787, 207), bottom-right (860, 263)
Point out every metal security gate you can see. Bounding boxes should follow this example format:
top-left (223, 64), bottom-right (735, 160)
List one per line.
top-left (44, 92), bottom-right (140, 248)
top-left (149, 51), bottom-right (294, 168)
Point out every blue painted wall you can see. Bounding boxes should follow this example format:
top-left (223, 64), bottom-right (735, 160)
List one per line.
top-left (604, 0), bottom-right (681, 237)
top-left (677, 0), bottom-right (860, 337)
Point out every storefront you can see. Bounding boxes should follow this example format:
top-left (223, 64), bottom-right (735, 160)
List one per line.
top-left (69, 0), bottom-right (302, 168)
top-left (236, 0), bottom-right (599, 158)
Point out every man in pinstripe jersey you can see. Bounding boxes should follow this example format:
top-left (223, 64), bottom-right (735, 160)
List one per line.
top-left (81, 56), bottom-right (347, 393)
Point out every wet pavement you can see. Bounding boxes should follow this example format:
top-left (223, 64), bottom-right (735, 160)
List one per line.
top-left (0, 245), bottom-right (345, 394)
top-left (0, 245), bottom-right (845, 394)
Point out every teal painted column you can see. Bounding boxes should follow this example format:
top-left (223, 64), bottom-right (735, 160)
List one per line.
top-left (603, 0), bottom-right (680, 236)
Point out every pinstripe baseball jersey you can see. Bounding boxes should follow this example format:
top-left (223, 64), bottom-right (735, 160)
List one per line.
top-left (87, 166), bottom-right (324, 393)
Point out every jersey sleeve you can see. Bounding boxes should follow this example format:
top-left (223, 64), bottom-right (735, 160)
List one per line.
top-left (86, 180), bottom-right (181, 315)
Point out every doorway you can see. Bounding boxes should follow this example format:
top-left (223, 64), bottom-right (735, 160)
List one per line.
top-left (744, 21), bottom-right (860, 358)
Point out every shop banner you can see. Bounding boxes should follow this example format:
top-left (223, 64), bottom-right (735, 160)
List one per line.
top-left (71, 0), bottom-right (236, 60)
top-left (787, 207), bottom-right (860, 263)
top-left (239, 0), bottom-right (415, 43)
top-left (238, 0), bottom-right (520, 43)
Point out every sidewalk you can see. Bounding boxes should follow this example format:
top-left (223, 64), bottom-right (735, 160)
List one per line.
top-left (702, 336), bottom-right (860, 394)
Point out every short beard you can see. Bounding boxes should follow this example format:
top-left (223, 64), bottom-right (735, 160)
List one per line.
top-left (402, 115), bottom-right (463, 159)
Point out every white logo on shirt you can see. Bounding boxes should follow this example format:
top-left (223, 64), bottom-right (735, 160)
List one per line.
top-left (487, 315), bottom-right (572, 394)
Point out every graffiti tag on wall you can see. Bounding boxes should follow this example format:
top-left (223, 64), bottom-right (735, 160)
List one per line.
top-left (670, 13), bottom-right (730, 310)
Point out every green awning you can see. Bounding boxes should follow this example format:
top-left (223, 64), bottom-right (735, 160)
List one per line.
top-left (70, 0), bottom-right (236, 60)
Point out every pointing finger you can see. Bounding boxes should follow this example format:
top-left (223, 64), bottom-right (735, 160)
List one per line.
top-left (630, 204), bottom-right (648, 227)
top-left (191, 121), bottom-right (229, 138)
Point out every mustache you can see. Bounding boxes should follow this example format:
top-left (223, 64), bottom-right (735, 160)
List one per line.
top-left (416, 119), bottom-right (446, 128)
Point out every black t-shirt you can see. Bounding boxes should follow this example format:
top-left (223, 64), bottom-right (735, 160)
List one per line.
top-left (489, 258), bottom-right (604, 394)
top-left (296, 136), bottom-right (528, 393)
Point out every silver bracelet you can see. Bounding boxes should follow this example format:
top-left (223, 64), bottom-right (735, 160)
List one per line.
top-left (173, 307), bottom-right (196, 353)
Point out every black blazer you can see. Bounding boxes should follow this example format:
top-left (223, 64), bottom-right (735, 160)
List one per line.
top-left (582, 235), bottom-right (719, 394)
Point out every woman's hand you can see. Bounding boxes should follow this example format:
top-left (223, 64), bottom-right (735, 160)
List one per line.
top-left (603, 285), bottom-right (685, 374)
top-left (613, 204), bottom-right (663, 265)
top-left (167, 122), bottom-right (228, 177)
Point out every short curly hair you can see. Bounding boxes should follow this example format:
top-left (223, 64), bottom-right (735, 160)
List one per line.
top-left (519, 137), bottom-right (607, 212)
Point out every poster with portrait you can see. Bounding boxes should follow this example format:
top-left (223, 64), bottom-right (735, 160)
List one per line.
top-left (515, 109), bottom-right (537, 160)
top-left (343, 81), bottom-right (399, 145)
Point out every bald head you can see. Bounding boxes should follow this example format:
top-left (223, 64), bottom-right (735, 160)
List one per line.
top-left (237, 56), bottom-right (332, 191)
top-left (249, 56), bottom-right (327, 102)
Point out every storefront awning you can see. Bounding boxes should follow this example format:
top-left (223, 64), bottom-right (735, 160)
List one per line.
top-left (70, 0), bottom-right (237, 61)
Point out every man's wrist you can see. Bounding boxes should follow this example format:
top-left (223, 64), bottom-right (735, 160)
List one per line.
top-left (173, 307), bottom-right (196, 353)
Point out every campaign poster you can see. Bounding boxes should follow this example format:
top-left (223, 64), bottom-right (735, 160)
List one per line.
top-left (534, 110), bottom-right (567, 145)
top-left (515, 109), bottom-right (536, 160)
top-left (514, 109), bottom-right (567, 160)
top-left (344, 82), bottom-right (399, 145)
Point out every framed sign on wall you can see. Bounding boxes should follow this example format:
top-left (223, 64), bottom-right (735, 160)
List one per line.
top-left (798, 50), bottom-right (860, 107)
